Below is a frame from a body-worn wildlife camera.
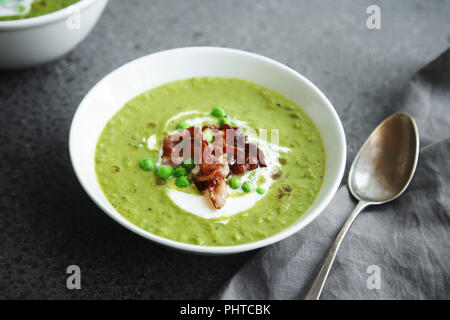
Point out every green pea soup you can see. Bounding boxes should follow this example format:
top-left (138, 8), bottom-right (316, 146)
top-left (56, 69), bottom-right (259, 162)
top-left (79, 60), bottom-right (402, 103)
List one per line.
top-left (95, 77), bottom-right (326, 246)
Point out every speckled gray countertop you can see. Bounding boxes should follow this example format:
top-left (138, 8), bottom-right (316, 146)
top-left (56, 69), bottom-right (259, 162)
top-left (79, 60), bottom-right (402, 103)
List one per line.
top-left (0, 0), bottom-right (449, 299)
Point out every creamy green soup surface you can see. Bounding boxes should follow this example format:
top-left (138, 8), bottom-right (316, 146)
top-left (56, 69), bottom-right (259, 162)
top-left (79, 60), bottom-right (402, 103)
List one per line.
top-left (95, 77), bottom-right (325, 246)
top-left (0, 0), bottom-right (78, 21)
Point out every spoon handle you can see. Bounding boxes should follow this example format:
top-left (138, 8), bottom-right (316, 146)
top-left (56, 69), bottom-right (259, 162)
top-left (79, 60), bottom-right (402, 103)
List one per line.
top-left (304, 200), bottom-right (369, 300)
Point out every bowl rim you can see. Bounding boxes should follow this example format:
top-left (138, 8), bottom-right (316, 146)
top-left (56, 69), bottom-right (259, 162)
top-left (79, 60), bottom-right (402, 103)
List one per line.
top-left (0, 0), bottom-right (101, 29)
top-left (69, 46), bottom-right (346, 254)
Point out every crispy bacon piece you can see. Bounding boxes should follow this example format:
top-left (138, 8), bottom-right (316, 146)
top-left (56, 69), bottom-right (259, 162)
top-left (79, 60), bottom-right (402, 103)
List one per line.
top-left (209, 180), bottom-right (228, 209)
top-left (229, 143), bottom-right (267, 174)
top-left (161, 127), bottom-right (202, 167)
top-left (161, 124), bottom-right (266, 209)
top-left (194, 153), bottom-right (230, 209)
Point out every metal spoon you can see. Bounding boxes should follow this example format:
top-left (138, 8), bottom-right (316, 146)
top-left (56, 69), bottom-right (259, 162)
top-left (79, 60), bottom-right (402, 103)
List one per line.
top-left (305, 113), bottom-right (419, 300)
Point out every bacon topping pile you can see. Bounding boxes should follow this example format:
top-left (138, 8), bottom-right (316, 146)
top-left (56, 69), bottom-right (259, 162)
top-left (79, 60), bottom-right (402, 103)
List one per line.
top-left (161, 124), bottom-right (267, 209)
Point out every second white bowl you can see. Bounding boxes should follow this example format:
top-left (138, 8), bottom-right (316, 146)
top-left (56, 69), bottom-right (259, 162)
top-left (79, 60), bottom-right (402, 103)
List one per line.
top-left (0, 0), bottom-right (108, 69)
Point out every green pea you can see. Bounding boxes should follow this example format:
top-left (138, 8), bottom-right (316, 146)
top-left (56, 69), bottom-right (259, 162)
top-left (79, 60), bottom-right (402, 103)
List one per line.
top-left (176, 121), bottom-right (190, 130)
top-left (219, 117), bottom-right (230, 126)
top-left (256, 187), bottom-right (265, 195)
top-left (139, 158), bottom-right (156, 171)
top-left (212, 107), bottom-right (226, 118)
top-left (174, 167), bottom-right (187, 177)
top-left (175, 176), bottom-right (190, 188)
top-left (182, 158), bottom-right (195, 170)
top-left (242, 181), bottom-right (254, 193)
top-left (202, 129), bottom-right (214, 143)
top-left (228, 177), bottom-right (241, 190)
top-left (156, 165), bottom-right (173, 179)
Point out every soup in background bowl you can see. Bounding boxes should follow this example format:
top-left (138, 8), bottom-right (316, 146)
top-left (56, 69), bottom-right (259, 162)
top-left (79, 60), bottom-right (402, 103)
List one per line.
top-left (69, 47), bottom-right (346, 255)
top-left (0, 0), bottom-right (79, 21)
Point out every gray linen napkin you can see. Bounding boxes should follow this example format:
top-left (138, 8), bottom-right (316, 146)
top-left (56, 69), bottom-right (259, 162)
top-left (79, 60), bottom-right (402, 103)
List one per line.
top-left (213, 49), bottom-right (450, 300)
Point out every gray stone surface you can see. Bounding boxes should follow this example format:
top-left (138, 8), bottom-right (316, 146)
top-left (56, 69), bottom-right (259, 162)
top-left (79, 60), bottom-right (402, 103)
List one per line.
top-left (0, 0), bottom-right (448, 299)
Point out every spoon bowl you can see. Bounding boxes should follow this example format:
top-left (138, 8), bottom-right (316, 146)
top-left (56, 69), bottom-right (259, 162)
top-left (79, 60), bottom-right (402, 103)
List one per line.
top-left (349, 113), bottom-right (419, 204)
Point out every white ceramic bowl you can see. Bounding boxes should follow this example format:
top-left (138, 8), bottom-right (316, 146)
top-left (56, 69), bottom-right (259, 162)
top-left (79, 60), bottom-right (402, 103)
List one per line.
top-left (0, 0), bottom-right (108, 69)
top-left (69, 47), bottom-right (346, 255)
